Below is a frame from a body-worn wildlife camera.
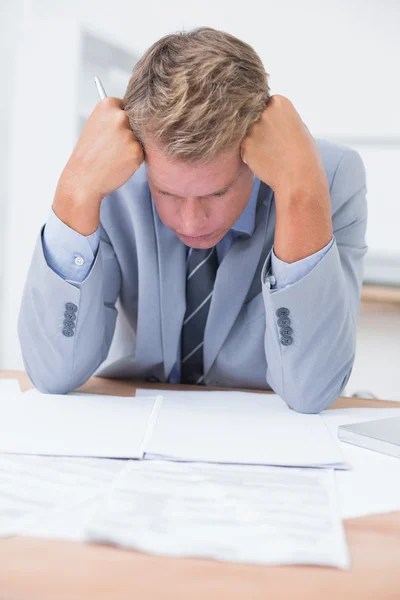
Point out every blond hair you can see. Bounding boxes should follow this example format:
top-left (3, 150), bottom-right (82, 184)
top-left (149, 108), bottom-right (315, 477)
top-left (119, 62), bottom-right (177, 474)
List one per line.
top-left (122, 27), bottom-right (270, 163)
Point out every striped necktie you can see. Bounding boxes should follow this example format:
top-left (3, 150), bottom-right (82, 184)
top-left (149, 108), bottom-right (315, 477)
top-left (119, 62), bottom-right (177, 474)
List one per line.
top-left (181, 246), bottom-right (218, 385)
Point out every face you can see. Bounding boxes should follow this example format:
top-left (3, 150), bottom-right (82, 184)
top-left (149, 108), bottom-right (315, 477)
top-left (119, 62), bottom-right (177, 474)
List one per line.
top-left (144, 140), bottom-right (254, 248)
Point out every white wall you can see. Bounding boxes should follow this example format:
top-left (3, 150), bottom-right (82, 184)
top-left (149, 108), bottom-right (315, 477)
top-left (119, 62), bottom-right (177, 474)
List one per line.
top-left (0, 0), bottom-right (25, 366)
top-left (1, 11), bottom-right (81, 369)
top-left (2, 0), bottom-right (400, 369)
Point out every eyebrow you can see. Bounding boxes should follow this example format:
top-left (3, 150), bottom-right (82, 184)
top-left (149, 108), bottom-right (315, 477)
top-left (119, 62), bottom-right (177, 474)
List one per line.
top-left (155, 174), bottom-right (239, 198)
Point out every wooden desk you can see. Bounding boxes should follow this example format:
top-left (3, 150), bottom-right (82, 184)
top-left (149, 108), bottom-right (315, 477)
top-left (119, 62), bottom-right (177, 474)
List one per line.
top-left (1, 370), bottom-right (400, 600)
top-left (361, 284), bottom-right (400, 306)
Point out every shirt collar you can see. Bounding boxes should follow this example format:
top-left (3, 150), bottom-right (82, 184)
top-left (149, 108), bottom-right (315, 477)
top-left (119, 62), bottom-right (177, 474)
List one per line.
top-left (230, 175), bottom-right (261, 237)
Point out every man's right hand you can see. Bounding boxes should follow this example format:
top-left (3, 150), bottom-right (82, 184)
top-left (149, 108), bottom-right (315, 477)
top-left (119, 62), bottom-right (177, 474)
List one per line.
top-left (52, 97), bottom-right (144, 235)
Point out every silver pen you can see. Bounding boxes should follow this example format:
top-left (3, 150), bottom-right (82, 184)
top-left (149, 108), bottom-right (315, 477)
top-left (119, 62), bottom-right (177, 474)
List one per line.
top-left (94, 76), bottom-right (107, 100)
top-left (94, 74), bottom-right (145, 152)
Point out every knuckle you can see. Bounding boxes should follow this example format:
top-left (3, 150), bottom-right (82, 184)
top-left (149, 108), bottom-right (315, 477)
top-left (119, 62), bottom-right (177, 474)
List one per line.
top-left (115, 109), bottom-right (129, 126)
top-left (106, 96), bottom-right (123, 107)
top-left (99, 97), bottom-right (119, 112)
top-left (124, 130), bottom-right (137, 146)
top-left (132, 142), bottom-right (144, 161)
top-left (270, 94), bottom-right (289, 108)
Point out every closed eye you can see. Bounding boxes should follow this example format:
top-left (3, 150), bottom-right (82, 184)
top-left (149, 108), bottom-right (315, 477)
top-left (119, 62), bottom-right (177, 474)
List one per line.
top-left (156, 188), bottom-right (229, 198)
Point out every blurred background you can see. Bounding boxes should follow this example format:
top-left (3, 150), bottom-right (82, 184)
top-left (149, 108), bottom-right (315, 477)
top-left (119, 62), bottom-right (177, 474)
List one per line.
top-left (1, 0), bottom-right (399, 398)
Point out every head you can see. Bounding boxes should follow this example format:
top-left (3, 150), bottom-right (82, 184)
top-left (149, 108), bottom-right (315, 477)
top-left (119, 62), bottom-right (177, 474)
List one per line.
top-left (123, 27), bottom-right (270, 248)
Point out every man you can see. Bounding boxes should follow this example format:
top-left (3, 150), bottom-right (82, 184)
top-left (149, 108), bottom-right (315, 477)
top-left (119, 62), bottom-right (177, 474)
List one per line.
top-left (18, 27), bottom-right (367, 413)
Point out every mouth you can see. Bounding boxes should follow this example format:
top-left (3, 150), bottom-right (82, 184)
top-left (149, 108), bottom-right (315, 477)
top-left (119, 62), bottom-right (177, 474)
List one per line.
top-left (176, 231), bottom-right (217, 244)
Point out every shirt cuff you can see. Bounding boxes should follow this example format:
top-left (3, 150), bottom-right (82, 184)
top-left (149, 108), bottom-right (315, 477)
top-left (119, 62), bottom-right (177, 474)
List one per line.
top-left (42, 208), bottom-right (100, 283)
top-left (271, 237), bottom-right (334, 290)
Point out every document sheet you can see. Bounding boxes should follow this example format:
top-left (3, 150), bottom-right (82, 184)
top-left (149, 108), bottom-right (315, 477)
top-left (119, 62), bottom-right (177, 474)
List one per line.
top-left (0, 453), bottom-right (125, 538)
top-left (0, 391), bottom-right (159, 458)
top-left (86, 460), bottom-right (350, 569)
top-left (137, 389), bottom-right (347, 469)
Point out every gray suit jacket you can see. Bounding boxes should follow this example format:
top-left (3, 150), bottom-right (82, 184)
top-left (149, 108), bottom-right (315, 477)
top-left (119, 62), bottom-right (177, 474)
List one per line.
top-left (18, 138), bottom-right (367, 413)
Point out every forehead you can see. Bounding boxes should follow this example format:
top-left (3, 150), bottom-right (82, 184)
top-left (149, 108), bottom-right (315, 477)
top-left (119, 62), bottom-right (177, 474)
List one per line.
top-left (145, 140), bottom-right (242, 197)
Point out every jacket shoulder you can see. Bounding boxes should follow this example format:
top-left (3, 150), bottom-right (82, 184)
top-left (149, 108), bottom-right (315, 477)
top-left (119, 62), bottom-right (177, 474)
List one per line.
top-left (315, 137), bottom-right (366, 208)
top-left (315, 138), bottom-right (357, 186)
top-left (315, 139), bottom-right (367, 243)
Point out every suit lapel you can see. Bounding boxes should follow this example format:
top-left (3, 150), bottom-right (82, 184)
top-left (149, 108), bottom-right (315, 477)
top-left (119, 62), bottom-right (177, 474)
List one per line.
top-left (131, 183), bottom-right (164, 372)
top-left (203, 182), bottom-right (274, 375)
top-left (153, 202), bottom-right (186, 380)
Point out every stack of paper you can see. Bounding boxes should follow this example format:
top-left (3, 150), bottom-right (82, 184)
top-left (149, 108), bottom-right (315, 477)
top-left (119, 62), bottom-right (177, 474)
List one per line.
top-left (0, 388), bottom-right (347, 469)
top-left (136, 389), bottom-right (347, 468)
top-left (86, 460), bottom-right (350, 569)
top-left (2, 378), bottom-right (398, 561)
top-left (0, 390), bottom-right (159, 458)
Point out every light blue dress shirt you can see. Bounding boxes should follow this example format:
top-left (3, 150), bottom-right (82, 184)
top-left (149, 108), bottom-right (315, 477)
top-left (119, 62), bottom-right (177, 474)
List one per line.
top-left (42, 175), bottom-right (333, 381)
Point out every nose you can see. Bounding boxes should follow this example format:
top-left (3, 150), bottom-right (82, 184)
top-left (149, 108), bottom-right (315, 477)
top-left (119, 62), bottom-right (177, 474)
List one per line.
top-left (179, 198), bottom-right (208, 235)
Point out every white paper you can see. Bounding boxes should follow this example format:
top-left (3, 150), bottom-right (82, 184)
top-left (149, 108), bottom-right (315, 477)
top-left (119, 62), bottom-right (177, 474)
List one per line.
top-left (86, 460), bottom-right (350, 569)
top-left (0, 379), bottom-right (21, 395)
top-left (0, 453), bottom-right (127, 538)
top-left (137, 390), bottom-right (347, 469)
top-left (0, 391), bottom-right (160, 458)
top-left (321, 407), bottom-right (400, 519)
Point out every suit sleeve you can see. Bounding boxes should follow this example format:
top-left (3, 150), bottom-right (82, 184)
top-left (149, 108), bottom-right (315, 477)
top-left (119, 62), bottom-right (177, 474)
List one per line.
top-left (261, 149), bottom-right (368, 413)
top-left (270, 237), bottom-right (333, 289)
top-left (42, 208), bottom-right (99, 283)
top-left (17, 221), bottom-right (121, 394)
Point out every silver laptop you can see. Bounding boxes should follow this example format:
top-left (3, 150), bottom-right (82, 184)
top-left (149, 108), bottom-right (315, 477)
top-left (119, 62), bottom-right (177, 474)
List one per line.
top-left (338, 417), bottom-right (400, 459)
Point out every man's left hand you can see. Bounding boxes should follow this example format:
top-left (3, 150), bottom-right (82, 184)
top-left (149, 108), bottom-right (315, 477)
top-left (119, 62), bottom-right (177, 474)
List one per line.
top-left (240, 94), bottom-right (328, 200)
top-left (241, 94), bottom-right (333, 263)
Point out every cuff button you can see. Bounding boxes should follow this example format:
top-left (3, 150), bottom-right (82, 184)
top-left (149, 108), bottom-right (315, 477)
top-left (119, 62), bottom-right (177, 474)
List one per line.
top-left (280, 326), bottom-right (293, 336)
top-left (62, 328), bottom-right (74, 337)
top-left (65, 302), bottom-right (78, 313)
top-left (63, 319), bottom-right (75, 329)
top-left (74, 255), bottom-right (85, 267)
top-left (64, 312), bottom-right (76, 321)
top-left (277, 317), bottom-right (291, 328)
